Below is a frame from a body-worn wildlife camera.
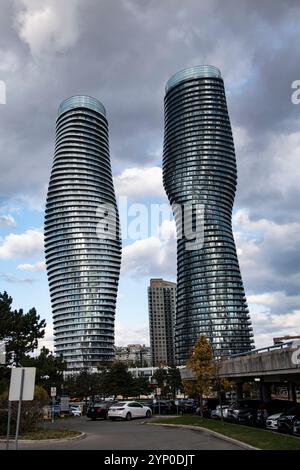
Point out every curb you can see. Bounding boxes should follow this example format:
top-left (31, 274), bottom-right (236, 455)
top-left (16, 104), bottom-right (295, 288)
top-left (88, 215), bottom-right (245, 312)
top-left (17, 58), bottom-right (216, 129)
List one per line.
top-left (0, 431), bottom-right (86, 444)
top-left (148, 423), bottom-right (258, 450)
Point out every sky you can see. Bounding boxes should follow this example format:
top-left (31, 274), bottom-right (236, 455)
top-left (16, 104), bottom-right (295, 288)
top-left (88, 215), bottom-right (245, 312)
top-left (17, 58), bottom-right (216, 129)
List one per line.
top-left (1, 0), bottom-right (300, 352)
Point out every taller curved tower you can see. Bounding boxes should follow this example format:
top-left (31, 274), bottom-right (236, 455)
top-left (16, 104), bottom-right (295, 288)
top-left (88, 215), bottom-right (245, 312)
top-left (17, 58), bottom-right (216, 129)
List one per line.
top-left (45, 96), bottom-right (121, 370)
top-left (163, 66), bottom-right (254, 364)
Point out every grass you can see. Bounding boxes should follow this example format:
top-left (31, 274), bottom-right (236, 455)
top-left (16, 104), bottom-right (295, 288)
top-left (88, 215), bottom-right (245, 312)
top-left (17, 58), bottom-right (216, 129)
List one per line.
top-left (151, 415), bottom-right (300, 450)
top-left (2, 428), bottom-right (81, 441)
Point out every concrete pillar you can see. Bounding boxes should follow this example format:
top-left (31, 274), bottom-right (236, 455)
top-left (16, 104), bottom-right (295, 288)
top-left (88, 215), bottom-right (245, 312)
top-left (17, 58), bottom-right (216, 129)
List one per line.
top-left (235, 382), bottom-right (243, 400)
top-left (259, 382), bottom-right (271, 402)
top-left (288, 382), bottom-right (297, 402)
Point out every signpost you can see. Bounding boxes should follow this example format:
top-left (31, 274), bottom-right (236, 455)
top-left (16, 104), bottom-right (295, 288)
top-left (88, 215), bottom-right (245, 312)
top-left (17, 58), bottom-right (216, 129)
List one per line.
top-left (156, 388), bottom-right (161, 415)
top-left (0, 341), bottom-right (5, 365)
top-left (7, 367), bottom-right (36, 450)
top-left (51, 387), bottom-right (57, 423)
top-left (175, 399), bottom-right (179, 415)
top-left (60, 396), bottom-right (69, 413)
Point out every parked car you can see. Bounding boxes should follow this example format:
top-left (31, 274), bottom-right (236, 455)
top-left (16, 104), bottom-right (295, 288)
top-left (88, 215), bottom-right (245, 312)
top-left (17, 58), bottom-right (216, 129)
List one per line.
top-left (196, 399), bottom-right (219, 418)
top-left (86, 402), bottom-right (112, 420)
top-left (178, 399), bottom-right (197, 414)
top-left (227, 400), bottom-right (262, 425)
top-left (256, 400), bottom-right (295, 427)
top-left (69, 405), bottom-right (82, 417)
top-left (211, 405), bottom-right (230, 420)
top-left (108, 401), bottom-right (152, 421)
top-left (266, 412), bottom-right (284, 431)
top-left (293, 419), bottom-right (300, 436)
top-left (277, 406), bottom-right (300, 434)
top-left (149, 400), bottom-right (175, 415)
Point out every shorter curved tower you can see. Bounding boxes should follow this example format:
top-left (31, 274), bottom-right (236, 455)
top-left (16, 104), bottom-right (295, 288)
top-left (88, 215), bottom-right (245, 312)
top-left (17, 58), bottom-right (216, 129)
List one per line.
top-left (44, 96), bottom-right (121, 370)
top-left (163, 66), bottom-right (254, 364)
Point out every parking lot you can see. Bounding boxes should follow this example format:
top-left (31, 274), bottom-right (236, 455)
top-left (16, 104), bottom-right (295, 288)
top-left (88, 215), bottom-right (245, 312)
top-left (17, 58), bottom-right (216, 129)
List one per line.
top-left (1, 416), bottom-right (244, 450)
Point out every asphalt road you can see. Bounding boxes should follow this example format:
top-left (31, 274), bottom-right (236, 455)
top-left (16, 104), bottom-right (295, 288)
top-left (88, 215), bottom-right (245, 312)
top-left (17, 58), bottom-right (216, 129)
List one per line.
top-left (2, 416), bottom-right (244, 450)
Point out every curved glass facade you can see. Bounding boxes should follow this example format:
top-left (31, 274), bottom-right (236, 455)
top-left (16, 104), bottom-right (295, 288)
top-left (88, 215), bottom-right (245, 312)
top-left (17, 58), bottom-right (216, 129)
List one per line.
top-left (44, 96), bottom-right (121, 370)
top-left (163, 67), bottom-right (254, 364)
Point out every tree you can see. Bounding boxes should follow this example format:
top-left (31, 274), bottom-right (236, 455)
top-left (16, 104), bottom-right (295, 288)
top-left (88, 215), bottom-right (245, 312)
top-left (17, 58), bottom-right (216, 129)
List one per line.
top-left (153, 366), bottom-right (168, 397)
top-left (131, 376), bottom-right (154, 397)
top-left (23, 347), bottom-right (67, 393)
top-left (212, 356), bottom-right (233, 422)
top-left (64, 370), bottom-right (102, 404)
top-left (0, 291), bottom-right (46, 366)
top-left (100, 362), bottom-right (136, 398)
top-left (184, 335), bottom-right (215, 417)
top-left (167, 365), bottom-right (182, 398)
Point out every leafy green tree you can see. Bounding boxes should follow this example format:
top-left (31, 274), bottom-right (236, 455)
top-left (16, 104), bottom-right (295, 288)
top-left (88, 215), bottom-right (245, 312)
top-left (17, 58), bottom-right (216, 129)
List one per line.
top-left (101, 362), bottom-right (135, 398)
top-left (132, 376), bottom-right (154, 397)
top-left (64, 370), bottom-right (102, 404)
top-left (167, 365), bottom-right (182, 398)
top-left (0, 291), bottom-right (46, 366)
top-left (23, 347), bottom-right (67, 393)
top-left (153, 366), bottom-right (168, 397)
top-left (184, 335), bottom-right (215, 417)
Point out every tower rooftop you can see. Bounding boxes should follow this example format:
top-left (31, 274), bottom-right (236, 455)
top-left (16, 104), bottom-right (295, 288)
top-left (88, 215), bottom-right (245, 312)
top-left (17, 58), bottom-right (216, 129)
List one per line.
top-left (165, 65), bottom-right (221, 93)
top-left (58, 95), bottom-right (106, 117)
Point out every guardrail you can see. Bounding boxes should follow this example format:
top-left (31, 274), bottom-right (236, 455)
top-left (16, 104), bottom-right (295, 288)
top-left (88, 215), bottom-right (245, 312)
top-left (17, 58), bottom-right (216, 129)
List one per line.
top-left (229, 341), bottom-right (295, 359)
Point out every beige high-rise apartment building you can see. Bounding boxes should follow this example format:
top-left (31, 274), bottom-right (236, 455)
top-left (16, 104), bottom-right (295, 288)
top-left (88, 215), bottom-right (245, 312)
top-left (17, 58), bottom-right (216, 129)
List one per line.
top-left (148, 278), bottom-right (176, 366)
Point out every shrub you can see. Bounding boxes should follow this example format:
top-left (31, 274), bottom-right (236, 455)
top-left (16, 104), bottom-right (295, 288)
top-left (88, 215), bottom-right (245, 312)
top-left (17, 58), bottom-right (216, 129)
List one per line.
top-left (0, 385), bottom-right (48, 436)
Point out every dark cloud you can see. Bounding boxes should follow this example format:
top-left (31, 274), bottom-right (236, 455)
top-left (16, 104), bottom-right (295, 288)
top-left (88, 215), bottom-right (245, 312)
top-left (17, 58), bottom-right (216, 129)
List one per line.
top-left (1, 0), bottom-right (300, 339)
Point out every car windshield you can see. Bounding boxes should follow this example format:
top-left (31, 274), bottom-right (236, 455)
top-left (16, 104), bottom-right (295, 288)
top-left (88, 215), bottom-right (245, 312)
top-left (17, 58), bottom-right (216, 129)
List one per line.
top-left (90, 402), bottom-right (106, 407)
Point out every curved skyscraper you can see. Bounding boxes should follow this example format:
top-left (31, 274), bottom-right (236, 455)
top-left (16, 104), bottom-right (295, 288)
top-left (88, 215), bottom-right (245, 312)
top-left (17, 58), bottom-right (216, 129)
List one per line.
top-left (163, 66), bottom-right (254, 364)
top-left (45, 96), bottom-right (121, 370)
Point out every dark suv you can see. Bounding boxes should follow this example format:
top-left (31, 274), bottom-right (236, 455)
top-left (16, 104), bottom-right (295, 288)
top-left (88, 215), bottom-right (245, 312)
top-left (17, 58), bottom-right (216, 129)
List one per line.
top-left (227, 400), bottom-right (262, 425)
top-left (86, 402), bottom-right (113, 420)
top-left (277, 405), bottom-right (300, 434)
top-left (256, 400), bottom-right (295, 427)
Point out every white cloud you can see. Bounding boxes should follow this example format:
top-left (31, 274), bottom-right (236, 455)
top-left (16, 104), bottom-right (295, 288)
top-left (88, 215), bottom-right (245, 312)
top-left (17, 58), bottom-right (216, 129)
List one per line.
top-left (114, 167), bottom-right (165, 199)
top-left (250, 300), bottom-right (300, 349)
top-left (37, 322), bottom-right (54, 353)
top-left (0, 228), bottom-right (44, 259)
top-left (18, 261), bottom-right (46, 272)
top-left (115, 321), bottom-right (149, 347)
top-left (0, 273), bottom-right (35, 284)
top-left (0, 50), bottom-right (19, 73)
top-left (0, 215), bottom-right (16, 228)
top-left (17, 0), bottom-right (81, 57)
top-left (122, 236), bottom-right (176, 278)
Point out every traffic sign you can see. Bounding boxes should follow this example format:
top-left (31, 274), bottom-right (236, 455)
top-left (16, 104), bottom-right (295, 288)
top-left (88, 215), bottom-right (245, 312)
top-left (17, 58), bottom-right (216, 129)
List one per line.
top-left (156, 388), bottom-right (161, 396)
top-left (60, 396), bottom-right (69, 412)
top-left (9, 368), bottom-right (36, 401)
top-left (51, 387), bottom-right (57, 397)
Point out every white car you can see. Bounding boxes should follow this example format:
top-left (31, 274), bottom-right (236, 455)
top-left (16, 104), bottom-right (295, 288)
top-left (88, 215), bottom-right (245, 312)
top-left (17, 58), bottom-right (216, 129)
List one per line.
top-left (266, 412), bottom-right (283, 431)
top-left (108, 401), bottom-right (152, 421)
top-left (69, 405), bottom-right (82, 417)
top-left (213, 405), bottom-right (230, 419)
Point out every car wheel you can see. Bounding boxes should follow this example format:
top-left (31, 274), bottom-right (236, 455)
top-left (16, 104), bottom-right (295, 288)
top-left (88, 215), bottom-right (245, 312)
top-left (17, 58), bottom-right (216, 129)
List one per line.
top-left (125, 412), bottom-right (132, 421)
top-left (110, 417), bottom-right (116, 421)
top-left (146, 410), bottom-right (151, 418)
top-left (91, 417), bottom-right (96, 421)
top-left (104, 414), bottom-right (108, 420)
